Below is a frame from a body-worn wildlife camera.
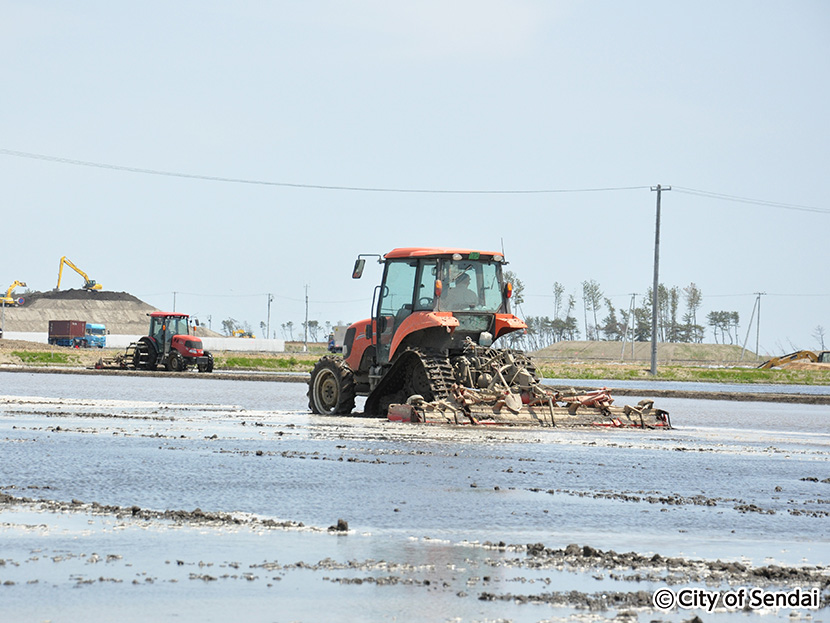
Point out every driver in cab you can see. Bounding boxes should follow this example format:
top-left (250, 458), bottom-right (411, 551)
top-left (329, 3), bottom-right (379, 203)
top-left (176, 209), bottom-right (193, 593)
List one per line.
top-left (442, 272), bottom-right (477, 310)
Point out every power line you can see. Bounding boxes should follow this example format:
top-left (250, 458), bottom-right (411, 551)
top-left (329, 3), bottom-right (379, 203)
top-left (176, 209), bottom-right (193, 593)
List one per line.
top-left (137, 291), bottom-right (367, 304)
top-left (706, 292), bottom-right (830, 298)
top-left (4, 148), bottom-right (827, 212)
top-left (0, 148), bottom-right (647, 195)
top-left (674, 186), bottom-right (829, 214)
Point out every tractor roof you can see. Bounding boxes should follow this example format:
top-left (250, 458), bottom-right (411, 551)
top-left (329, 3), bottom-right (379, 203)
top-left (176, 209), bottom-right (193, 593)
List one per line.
top-left (384, 247), bottom-right (503, 259)
top-left (150, 312), bottom-right (190, 318)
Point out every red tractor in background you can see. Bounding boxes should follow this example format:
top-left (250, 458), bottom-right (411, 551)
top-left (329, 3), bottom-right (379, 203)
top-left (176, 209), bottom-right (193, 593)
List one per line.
top-left (308, 247), bottom-right (529, 416)
top-left (126, 312), bottom-right (214, 372)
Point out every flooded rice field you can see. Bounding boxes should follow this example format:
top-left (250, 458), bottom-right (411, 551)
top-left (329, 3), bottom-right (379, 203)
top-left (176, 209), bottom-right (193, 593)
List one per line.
top-left (1, 370), bottom-right (828, 622)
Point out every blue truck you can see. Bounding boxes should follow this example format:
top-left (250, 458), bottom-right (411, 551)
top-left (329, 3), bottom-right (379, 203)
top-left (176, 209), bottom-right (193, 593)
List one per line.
top-left (48, 320), bottom-right (107, 348)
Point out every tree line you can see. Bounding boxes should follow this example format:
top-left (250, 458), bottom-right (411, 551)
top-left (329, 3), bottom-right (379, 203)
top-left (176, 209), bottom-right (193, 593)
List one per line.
top-left (220, 317), bottom-right (335, 342)
top-left (221, 275), bottom-right (743, 348)
top-left (505, 272), bottom-right (741, 350)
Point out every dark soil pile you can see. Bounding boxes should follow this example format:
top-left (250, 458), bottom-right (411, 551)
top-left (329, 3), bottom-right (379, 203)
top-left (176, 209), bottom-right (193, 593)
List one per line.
top-left (22, 289), bottom-right (147, 304)
top-left (2, 289), bottom-right (158, 334)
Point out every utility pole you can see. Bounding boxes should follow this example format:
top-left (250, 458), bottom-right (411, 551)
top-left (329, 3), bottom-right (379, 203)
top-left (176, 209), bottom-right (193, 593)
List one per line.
top-left (650, 184), bottom-right (671, 375)
top-left (266, 293), bottom-right (273, 341)
top-left (740, 292), bottom-right (766, 361)
top-left (740, 295), bottom-right (758, 362)
top-left (303, 285), bottom-right (309, 352)
top-left (755, 292), bottom-right (765, 358)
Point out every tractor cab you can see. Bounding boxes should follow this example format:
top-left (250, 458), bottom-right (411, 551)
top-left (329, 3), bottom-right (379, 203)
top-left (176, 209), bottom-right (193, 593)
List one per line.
top-left (309, 247), bottom-right (528, 416)
top-left (148, 313), bottom-right (192, 357)
top-left (347, 248), bottom-right (525, 370)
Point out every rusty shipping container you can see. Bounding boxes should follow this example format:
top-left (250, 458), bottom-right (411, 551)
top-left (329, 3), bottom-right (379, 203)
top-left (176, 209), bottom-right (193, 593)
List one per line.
top-left (48, 320), bottom-right (86, 339)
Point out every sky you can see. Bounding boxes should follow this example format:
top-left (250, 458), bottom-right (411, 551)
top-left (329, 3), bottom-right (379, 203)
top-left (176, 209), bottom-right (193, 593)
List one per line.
top-left (1, 1), bottom-right (828, 354)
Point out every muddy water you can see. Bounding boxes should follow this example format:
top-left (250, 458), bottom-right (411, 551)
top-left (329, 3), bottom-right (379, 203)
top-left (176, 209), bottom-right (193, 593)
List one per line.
top-left (1, 371), bottom-right (828, 622)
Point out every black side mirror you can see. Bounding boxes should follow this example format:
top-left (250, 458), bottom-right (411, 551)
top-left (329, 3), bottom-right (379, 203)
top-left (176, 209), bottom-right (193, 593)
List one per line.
top-left (352, 259), bottom-right (365, 279)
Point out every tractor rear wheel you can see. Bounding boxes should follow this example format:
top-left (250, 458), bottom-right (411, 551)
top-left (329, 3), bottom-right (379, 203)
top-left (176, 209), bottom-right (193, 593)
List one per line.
top-left (308, 356), bottom-right (356, 415)
top-left (198, 352), bottom-right (214, 373)
top-left (134, 339), bottom-right (158, 371)
top-left (132, 345), bottom-right (143, 369)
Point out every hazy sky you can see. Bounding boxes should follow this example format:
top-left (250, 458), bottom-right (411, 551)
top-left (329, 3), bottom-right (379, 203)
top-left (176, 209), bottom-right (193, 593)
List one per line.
top-left (2, 1), bottom-right (828, 353)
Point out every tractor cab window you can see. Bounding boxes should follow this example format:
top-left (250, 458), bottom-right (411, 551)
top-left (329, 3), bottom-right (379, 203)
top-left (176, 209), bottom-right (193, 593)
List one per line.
top-left (149, 318), bottom-right (165, 343)
top-left (438, 260), bottom-right (503, 313)
top-left (167, 317), bottom-right (190, 337)
top-left (149, 316), bottom-right (190, 343)
top-left (376, 260), bottom-right (417, 363)
top-left (414, 260), bottom-right (438, 311)
top-left (379, 260), bottom-right (417, 321)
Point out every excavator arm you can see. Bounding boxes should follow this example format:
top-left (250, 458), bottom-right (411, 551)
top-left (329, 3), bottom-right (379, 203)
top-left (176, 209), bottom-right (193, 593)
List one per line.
top-left (1, 280), bottom-right (26, 305)
top-left (758, 350), bottom-right (818, 369)
top-left (56, 256), bottom-right (102, 291)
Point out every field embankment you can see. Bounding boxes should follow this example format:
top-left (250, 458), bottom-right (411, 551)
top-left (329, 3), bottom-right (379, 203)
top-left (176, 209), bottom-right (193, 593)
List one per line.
top-left (533, 340), bottom-right (758, 364)
top-left (1, 339), bottom-right (828, 386)
top-left (531, 341), bottom-right (830, 386)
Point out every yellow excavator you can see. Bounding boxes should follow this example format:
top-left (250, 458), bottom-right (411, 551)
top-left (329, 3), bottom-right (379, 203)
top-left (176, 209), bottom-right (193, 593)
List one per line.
top-left (758, 350), bottom-right (830, 369)
top-left (1, 280), bottom-right (26, 306)
top-left (55, 257), bottom-right (102, 291)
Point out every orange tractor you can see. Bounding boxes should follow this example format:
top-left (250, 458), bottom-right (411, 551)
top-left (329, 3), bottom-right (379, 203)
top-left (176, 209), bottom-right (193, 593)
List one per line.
top-left (308, 247), bottom-right (670, 428)
top-left (309, 247), bottom-right (526, 416)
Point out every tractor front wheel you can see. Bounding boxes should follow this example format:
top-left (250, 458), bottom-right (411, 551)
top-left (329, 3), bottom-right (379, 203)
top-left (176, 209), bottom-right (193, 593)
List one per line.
top-left (308, 356), bottom-right (356, 415)
top-left (167, 351), bottom-right (184, 372)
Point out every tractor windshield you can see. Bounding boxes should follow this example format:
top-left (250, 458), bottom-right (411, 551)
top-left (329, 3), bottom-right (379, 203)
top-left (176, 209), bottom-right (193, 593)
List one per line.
top-left (437, 260), bottom-right (503, 313)
top-left (150, 315), bottom-right (191, 343)
top-left (167, 317), bottom-right (190, 336)
top-left (371, 255), bottom-right (508, 365)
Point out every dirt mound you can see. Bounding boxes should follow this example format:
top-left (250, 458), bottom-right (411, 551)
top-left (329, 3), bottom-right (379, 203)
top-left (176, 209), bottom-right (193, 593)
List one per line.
top-left (2, 289), bottom-right (158, 335)
top-left (22, 289), bottom-right (146, 304)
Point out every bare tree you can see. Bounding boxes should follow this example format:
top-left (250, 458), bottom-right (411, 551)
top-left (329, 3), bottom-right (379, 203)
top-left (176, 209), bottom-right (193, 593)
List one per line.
top-left (581, 280), bottom-right (603, 340)
top-left (813, 325), bottom-right (826, 350)
top-left (552, 282), bottom-right (565, 321)
top-left (503, 270), bottom-right (525, 308)
top-left (221, 318), bottom-right (240, 336)
top-left (601, 297), bottom-right (624, 341)
top-left (707, 311), bottom-right (740, 344)
top-left (681, 283), bottom-right (704, 343)
top-left (304, 320), bottom-right (320, 342)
